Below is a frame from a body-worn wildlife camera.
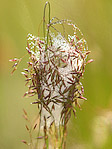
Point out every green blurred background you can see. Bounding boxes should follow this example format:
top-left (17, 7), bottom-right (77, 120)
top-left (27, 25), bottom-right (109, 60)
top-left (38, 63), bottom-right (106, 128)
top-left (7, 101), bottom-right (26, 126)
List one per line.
top-left (0, 0), bottom-right (112, 148)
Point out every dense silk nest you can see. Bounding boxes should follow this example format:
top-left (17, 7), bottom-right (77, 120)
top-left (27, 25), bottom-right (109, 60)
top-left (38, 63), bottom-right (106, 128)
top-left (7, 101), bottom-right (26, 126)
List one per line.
top-left (23, 20), bottom-right (91, 127)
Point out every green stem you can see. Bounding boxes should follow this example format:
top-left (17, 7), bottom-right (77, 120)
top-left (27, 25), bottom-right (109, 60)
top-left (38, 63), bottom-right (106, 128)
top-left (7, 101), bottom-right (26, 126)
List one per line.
top-left (43, 1), bottom-right (51, 51)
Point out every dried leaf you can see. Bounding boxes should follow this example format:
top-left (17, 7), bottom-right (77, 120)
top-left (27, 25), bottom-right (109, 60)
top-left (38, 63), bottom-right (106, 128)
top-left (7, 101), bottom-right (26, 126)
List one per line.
top-left (33, 123), bottom-right (37, 130)
top-left (25, 125), bottom-right (29, 131)
top-left (37, 136), bottom-right (44, 139)
top-left (11, 67), bottom-right (17, 75)
top-left (86, 59), bottom-right (94, 64)
top-left (78, 96), bottom-right (87, 100)
top-left (23, 109), bottom-right (27, 116)
top-left (9, 58), bottom-right (18, 62)
top-left (22, 140), bottom-right (28, 145)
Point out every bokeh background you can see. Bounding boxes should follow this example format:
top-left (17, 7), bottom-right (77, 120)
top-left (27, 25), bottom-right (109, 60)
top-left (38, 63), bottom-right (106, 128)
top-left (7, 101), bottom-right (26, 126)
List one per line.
top-left (0, 0), bottom-right (112, 148)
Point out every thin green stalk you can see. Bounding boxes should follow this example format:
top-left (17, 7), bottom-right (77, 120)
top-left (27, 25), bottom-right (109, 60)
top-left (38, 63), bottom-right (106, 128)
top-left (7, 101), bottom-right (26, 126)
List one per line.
top-left (43, 1), bottom-right (51, 51)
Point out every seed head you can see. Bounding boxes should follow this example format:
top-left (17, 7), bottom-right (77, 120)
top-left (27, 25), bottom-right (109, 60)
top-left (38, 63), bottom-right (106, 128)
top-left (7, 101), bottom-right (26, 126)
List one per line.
top-left (21, 20), bottom-right (91, 127)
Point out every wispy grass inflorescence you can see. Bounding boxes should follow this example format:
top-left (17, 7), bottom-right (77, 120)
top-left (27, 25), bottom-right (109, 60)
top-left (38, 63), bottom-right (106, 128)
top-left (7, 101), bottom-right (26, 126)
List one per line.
top-left (10, 2), bottom-right (93, 148)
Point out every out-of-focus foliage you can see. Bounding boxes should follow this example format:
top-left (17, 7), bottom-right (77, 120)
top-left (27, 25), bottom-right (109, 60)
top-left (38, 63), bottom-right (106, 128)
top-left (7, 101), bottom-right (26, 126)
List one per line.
top-left (0, 0), bottom-right (112, 148)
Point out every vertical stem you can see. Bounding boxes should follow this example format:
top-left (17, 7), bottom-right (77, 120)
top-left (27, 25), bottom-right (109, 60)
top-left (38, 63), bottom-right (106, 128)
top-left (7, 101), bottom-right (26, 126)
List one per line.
top-left (63, 125), bottom-right (67, 149)
top-left (43, 2), bottom-right (51, 51)
top-left (44, 116), bottom-right (49, 149)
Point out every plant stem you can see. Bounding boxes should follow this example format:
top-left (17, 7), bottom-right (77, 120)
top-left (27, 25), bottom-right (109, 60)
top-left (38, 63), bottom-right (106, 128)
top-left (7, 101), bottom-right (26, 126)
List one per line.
top-left (43, 2), bottom-right (51, 51)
